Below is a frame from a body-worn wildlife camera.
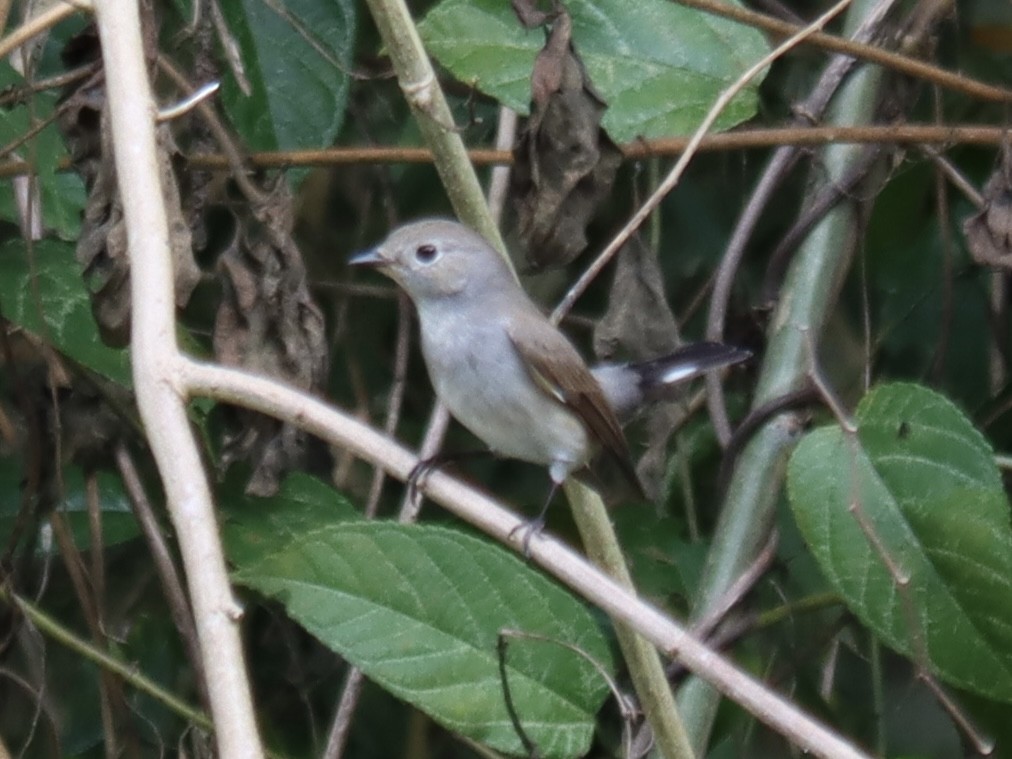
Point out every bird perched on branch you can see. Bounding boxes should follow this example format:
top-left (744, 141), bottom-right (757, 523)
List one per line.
top-left (351, 219), bottom-right (749, 535)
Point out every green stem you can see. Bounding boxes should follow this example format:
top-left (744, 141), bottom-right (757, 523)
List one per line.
top-left (361, 0), bottom-right (507, 261)
top-left (362, 2), bottom-right (697, 756)
top-left (753, 591), bottom-right (842, 629)
top-left (678, 0), bottom-right (889, 750)
top-left (870, 634), bottom-right (886, 756)
top-left (565, 480), bottom-right (696, 759)
top-left (0, 586), bottom-right (212, 732)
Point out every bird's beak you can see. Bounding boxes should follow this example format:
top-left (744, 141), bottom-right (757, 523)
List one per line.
top-left (348, 247), bottom-right (389, 268)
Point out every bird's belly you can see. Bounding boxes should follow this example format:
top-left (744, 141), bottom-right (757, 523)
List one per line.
top-left (423, 329), bottom-right (588, 469)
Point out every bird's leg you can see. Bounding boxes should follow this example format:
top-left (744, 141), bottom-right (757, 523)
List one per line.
top-left (508, 479), bottom-right (560, 557)
top-left (407, 450), bottom-right (492, 503)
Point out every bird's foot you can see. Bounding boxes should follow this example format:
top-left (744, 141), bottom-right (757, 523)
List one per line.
top-left (508, 515), bottom-right (547, 558)
top-left (407, 450), bottom-right (491, 503)
top-left (407, 457), bottom-right (442, 504)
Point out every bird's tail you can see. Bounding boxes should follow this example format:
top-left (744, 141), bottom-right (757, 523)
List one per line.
top-left (593, 342), bottom-right (751, 421)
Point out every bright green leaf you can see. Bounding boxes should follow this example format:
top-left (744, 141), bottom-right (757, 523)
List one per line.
top-left (419, 0), bottom-right (769, 141)
top-left (0, 63), bottom-right (86, 239)
top-left (217, 0), bottom-right (356, 176)
top-left (0, 239), bottom-right (131, 386)
top-left (227, 519), bottom-right (613, 759)
top-left (787, 383), bottom-right (1012, 702)
top-left (420, 0), bottom-right (539, 114)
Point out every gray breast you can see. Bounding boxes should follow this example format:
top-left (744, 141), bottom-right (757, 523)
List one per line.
top-left (417, 304), bottom-right (588, 469)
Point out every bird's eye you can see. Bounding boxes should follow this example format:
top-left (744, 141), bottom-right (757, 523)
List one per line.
top-left (414, 244), bottom-right (439, 264)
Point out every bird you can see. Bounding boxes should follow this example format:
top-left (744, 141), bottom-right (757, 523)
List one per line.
top-left (350, 219), bottom-right (749, 530)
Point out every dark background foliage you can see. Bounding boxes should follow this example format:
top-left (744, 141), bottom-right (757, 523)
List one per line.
top-left (0, 0), bottom-right (1011, 757)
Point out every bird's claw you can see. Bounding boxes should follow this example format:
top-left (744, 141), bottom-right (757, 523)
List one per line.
top-left (407, 457), bottom-right (441, 504)
top-left (508, 515), bottom-right (546, 558)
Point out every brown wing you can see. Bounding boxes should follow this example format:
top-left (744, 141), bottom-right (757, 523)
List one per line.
top-left (507, 317), bottom-right (646, 498)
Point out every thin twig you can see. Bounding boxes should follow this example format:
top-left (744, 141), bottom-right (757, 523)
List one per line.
top-left (495, 635), bottom-right (539, 757)
top-left (499, 628), bottom-right (638, 759)
top-left (923, 147), bottom-right (986, 208)
top-left (0, 587), bottom-right (213, 732)
top-left (704, 0), bottom-right (900, 441)
top-left (690, 529), bottom-right (779, 642)
top-left (760, 143), bottom-right (885, 302)
top-left (49, 510), bottom-right (123, 758)
top-left (85, 471), bottom-right (105, 634)
top-left (929, 90), bottom-right (954, 383)
top-left (486, 106), bottom-right (518, 222)
top-left (113, 443), bottom-right (208, 704)
top-left (550, 0), bottom-right (855, 326)
top-left (0, 0), bottom-right (91, 61)
top-left (917, 673), bottom-right (995, 755)
top-left (804, 329), bottom-right (857, 433)
top-left (363, 292), bottom-right (412, 518)
top-left (0, 123), bottom-right (1006, 178)
top-left (0, 104), bottom-right (64, 161)
top-left (156, 56), bottom-right (267, 205)
top-left (156, 80), bottom-right (220, 122)
top-left (322, 668), bottom-right (366, 759)
top-left (672, 0), bottom-right (1012, 103)
top-left (0, 665), bottom-right (61, 756)
top-left (0, 63), bottom-right (98, 107)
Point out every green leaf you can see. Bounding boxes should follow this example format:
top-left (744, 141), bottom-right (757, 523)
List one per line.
top-left (219, 472), bottom-right (359, 560)
top-left (420, 0), bottom-right (539, 114)
top-left (0, 63), bottom-right (86, 239)
top-left (0, 239), bottom-right (131, 386)
top-left (217, 0), bottom-right (356, 174)
top-left (227, 515), bottom-right (613, 759)
top-left (0, 458), bottom-right (139, 553)
top-left (419, 0), bottom-right (769, 142)
top-left (787, 383), bottom-right (1012, 702)
top-left (612, 507), bottom-right (702, 606)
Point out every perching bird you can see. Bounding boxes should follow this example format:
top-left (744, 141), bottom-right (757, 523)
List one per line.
top-left (351, 219), bottom-right (749, 518)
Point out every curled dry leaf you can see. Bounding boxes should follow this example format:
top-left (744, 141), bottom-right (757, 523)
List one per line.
top-left (213, 181), bottom-right (328, 496)
top-left (593, 236), bottom-right (679, 362)
top-left (594, 236), bottom-right (683, 499)
top-left (964, 146), bottom-right (1012, 269)
top-left (510, 0), bottom-right (621, 270)
top-left (57, 32), bottom-right (200, 347)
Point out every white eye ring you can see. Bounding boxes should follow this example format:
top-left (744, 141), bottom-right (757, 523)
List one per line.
top-left (414, 244), bottom-right (439, 264)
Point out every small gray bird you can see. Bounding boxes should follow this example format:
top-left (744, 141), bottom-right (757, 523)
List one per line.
top-left (351, 219), bottom-right (749, 509)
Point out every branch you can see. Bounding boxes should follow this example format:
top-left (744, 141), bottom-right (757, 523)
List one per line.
top-left (673, 0), bottom-right (1012, 103)
top-left (362, 0), bottom-right (506, 256)
top-left (181, 357), bottom-right (870, 759)
top-left (92, 0), bottom-right (264, 755)
top-left (681, 0), bottom-right (897, 744)
top-left (0, 587), bottom-right (212, 733)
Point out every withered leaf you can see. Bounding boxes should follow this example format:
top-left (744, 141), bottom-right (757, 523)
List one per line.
top-left (509, 0), bottom-right (554, 29)
top-left (965, 146), bottom-right (1012, 269)
top-left (594, 235), bottom-right (679, 361)
top-left (59, 64), bottom-right (201, 347)
top-left (510, 0), bottom-right (622, 270)
top-left (594, 235), bottom-right (682, 500)
top-left (213, 180), bottom-right (328, 496)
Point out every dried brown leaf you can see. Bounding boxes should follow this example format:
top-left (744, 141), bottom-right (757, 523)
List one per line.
top-left (58, 43), bottom-right (200, 347)
top-left (213, 181), bottom-right (328, 496)
top-left (964, 146), bottom-right (1012, 269)
top-left (593, 235), bottom-right (679, 361)
top-left (594, 235), bottom-right (682, 500)
top-left (510, 3), bottom-right (621, 270)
